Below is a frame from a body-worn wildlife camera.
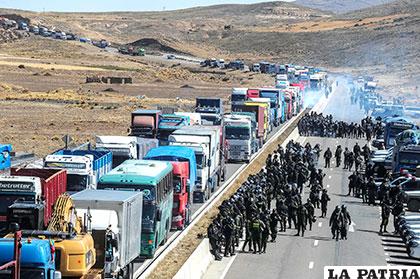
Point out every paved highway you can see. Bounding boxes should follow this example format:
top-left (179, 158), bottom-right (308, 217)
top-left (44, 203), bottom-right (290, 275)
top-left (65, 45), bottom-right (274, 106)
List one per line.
top-left (203, 81), bottom-right (419, 279)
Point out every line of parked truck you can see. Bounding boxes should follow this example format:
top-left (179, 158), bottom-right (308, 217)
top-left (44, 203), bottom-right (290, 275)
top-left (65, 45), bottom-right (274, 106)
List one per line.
top-left (0, 67), bottom-right (325, 279)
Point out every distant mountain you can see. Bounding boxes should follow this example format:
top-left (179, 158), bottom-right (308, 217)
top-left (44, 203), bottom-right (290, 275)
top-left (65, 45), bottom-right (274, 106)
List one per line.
top-left (293, 0), bottom-right (396, 13)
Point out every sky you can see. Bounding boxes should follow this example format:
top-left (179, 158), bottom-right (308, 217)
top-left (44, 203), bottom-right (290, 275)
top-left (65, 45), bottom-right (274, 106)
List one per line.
top-left (0, 0), bottom-right (294, 12)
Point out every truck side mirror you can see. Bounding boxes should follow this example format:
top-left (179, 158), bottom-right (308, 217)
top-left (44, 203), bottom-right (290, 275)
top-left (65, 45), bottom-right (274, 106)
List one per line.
top-left (53, 271), bottom-right (62, 279)
top-left (156, 209), bottom-right (162, 222)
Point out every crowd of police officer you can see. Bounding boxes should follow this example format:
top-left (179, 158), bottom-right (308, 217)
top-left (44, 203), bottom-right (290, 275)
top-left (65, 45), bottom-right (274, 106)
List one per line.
top-left (207, 139), bottom-right (357, 260)
top-left (298, 112), bottom-right (383, 141)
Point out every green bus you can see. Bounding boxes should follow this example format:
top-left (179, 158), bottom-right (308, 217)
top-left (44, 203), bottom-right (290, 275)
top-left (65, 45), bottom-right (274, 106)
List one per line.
top-left (97, 159), bottom-right (174, 258)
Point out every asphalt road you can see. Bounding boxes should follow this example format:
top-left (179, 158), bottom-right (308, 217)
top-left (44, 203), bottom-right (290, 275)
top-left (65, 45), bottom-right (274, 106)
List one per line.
top-left (222, 81), bottom-right (399, 279)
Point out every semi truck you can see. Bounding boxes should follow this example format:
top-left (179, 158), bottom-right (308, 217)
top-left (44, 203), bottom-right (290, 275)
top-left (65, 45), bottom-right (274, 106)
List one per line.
top-left (96, 136), bottom-right (158, 168)
top-left (0, 168), bottom-right (67, 234)
top-left (195, 98), bottom-right (223, 125)
top-left (231, 103), bottom-right (267, 148)
top-left (259, 88), bottom-right (286, 124)
top-left (394, 145), bottom-right (420, 174)
top-left (231, 88), bottom-right (248, 107)
top-left (130, 109), bottom-right (161, 138)
top-left (174, 112), bottom-right (202, 126)
top-left (144, 146), bottom-right (197, 229)
top-left (44, 149), bottom-right (112, 192)
top-left (224, 114), bottom-right (256, 163)
top-left (0, 237), bottom-right (61, 279)
top-left (157, 114), bottom-right (190, 145)
top-left (169, 126), bottom-right (221, 202)
top-left (247, 88), bottom-right (260, 99)
top-left (250, 96), bottom-right (278, 128)
top-left (384, 117), bottom-right (416, 148)
top-left (245, 100), bottom-right (271, 134)
top-left (0, 144), bottom-right (12, 172)
top-left (72, 189), bottom-right (143, 279)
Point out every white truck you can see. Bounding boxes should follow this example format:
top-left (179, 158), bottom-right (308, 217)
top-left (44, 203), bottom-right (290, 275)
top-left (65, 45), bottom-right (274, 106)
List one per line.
top-left (95, 136), bottom-right (158, 168)
top-left (72, 189), bottom-right (143, 279)
top-left (169, 126), bottom-right (220, 202)
top-left (224, 114), bottom-right (255, 163)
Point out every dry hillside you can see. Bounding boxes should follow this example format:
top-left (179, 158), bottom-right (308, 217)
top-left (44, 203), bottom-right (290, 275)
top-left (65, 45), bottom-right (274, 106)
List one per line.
top-left (294, 0), bottom-right (396, 13)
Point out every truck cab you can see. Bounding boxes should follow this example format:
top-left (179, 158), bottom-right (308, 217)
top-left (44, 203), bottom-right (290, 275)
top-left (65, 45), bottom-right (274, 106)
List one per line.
top-left (157, 114), bottom-right (191, 145)
top-left (130, 109), bottom-right (161, 138)
top-left (195, 98), bottom-right (223, 126)
top-left (0, 238), bottom-right (60, 279)
top-left (96, 136), bottom-right (158, 168)
top-left (224, 114), bottom-right (255, 163)
top-left (231, 88), bottom-right (248, 107)
top-left (259, 88), bottom-right (283, 126)
top-left (0, 176), bottom-right (42, 233)
top-left (44, 150), bottom-right (112, 192)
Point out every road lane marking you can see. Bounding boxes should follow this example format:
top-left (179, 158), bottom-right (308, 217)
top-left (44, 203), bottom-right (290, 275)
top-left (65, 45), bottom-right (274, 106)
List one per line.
top-left (220, 253), bottom-right (238, 279)
top-left (314, 240), bottom-right (319, 247)
top-left (327, 184), bottom-right (330, 188)
top-left (330, 168), bottom-right (333, 171)
top-left (328, 175), bottom-right (332, 179)
top-left (385, 252), bottom-right (389, 256)
top-left (318, 222), bottom-right (323, 228)
top-left (309, 261), bottom-right (314, 269)
top-left (386, 258), bottom-right (390, 262)
top-left (349, 221), bottom-right (356, 232)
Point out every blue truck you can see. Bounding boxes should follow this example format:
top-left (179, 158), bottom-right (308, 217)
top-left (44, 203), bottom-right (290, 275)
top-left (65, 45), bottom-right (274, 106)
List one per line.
top-left (157, 114), bottom-right (190, 145)
top-left (259, 88), bottom-right (286, 125)
top-left (384, 117), bottom-right (416, 148)
top-left (0, 238), bottom-right (61, 279)
top-left (43, 149), bottom-right (112, 192)
top-left (0, 144), bottom-right (12, 172)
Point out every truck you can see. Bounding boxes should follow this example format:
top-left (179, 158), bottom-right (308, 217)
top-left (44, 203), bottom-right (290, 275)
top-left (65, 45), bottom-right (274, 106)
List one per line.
top-left (195, 98), bottom-right (223, 125)
top-left (96, 136), bottom-right (158, 168)
top-left (384, 117), bottom-right (416, 148)
top-left (231, 103), bottom-right (267, 148)
top-left (157, 114), bottom-right (190, 145)
top-left (0, 237), bottom-right (62, 279)
top-left (44, 149), bottom-right (112, 192)
top-left (248, 98), bottom-right (273, 131)
top-left (224, 114), bottom-right (256, 163)
top-left (72, 189), bottom-right (143, 279)
top-left (244, 101), bottom-right (270, 134)
top-left (0, 168), bottom-right (67, 234)
top-left (246, 88), bottom-right (260, 99)
top-left (130, 109), bottom-right (161, 138)
top-left (0, 144), bottom-right (12, 172)
top-left (231, 88), bottom-right (248, 107)
top-left (394, 145), bottom-right (420, 174)
top-left (169, 126), bottom-right (220, 202)
top-left (259, 88), bottom-right (285, 125)
top-left (144, 146), bottom-right (197, 229)
top-left (119, 46), bottom-right (145, 56)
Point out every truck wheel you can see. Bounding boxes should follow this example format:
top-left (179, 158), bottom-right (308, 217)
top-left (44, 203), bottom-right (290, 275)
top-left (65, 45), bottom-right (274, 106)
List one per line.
top-left (407, 200), bottom-right (420, 212)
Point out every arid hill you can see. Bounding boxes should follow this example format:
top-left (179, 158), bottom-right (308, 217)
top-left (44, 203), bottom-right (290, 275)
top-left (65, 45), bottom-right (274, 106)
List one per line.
top-left (294, 0), bottom-right (396, 14)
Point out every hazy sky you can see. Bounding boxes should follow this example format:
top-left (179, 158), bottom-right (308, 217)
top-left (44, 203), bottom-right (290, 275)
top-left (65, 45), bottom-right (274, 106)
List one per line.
top-left (0, 0), bottom-right (294, 12)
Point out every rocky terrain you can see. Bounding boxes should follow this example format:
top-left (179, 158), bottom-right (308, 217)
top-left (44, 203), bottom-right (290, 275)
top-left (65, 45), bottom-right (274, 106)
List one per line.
top-left (294, 0), bottom-right (396, 13)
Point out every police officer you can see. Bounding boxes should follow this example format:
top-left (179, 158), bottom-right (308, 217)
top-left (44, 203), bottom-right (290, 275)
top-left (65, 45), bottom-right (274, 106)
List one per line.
top-left (320, 189), bottom-right (331, 218)
top-left (304, 199), bottom-right (315, 231)
top-left (335, 145), bottom-right (343, 167)
top-left (276, 199), bottom-right (288, 232)
top-left (379, 199), bottom-right (391, 234)
top-left (367, 177), bottom-right (377, 206)
top-left (343, 147), bottom-right (350, 169)
top-left (242, 219), bottom-right (253, 253)
top-left (295, 204), bottom-right (308, 237)
top-left (250, 215), bottom-right (264, 254)
top-left (324, 147), bottom-right (332, 168)
top-left (269, 209), bottom-right (280, 242)
top-left (208, 220), bottom-right (222, 260)
top-left (340, 205), bottom-right (352, 240)
top-left (222, 216), bottom-right (236, 257)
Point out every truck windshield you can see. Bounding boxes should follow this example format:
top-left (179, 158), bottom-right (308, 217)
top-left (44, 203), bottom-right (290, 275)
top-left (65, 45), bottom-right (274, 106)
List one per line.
top-left (113, 155), bottom-right (129, 168)
top-left (232, 94), bottom-right (246, 102)
top-left (0, 268), bottom-right (45, 279)
top-left (195, 154), bottom-right (204, 169)
top-left (67, 174), bottom-right (89, 192)
top-left (173, 176), bottom-right (182, 193)
top-left (398, 152), bottom-right (420, 172)
top-left (226, 127), bottom-right (250, 140)
top-left (0, 194), bottom-right (35, 215)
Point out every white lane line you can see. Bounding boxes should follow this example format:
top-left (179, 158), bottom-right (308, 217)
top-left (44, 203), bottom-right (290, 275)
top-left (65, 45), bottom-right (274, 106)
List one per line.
top-left (309, 261), bottom-right (314, 269)
top-left (326, 184), bottom-right (330, 188)
top-left (328, 175), bottom-right (332, 179)
top-left (385, 252), bottom-right (389, 256)
top-left (386, 258), bottom-right (391, 262)
top-left (318, 222), bottom-right (323, 228)
top-left (314, 240), bottom-right (319, 247)
top-left (330, 168), bottom-right (333, 171)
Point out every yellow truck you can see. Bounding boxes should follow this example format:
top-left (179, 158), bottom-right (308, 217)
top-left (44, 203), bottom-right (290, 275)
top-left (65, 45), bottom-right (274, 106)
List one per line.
top-left (244, 101), bottom-right (270, 141)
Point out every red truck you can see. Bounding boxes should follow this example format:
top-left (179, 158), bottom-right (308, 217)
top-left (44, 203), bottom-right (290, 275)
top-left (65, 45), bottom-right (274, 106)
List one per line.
top-left (130, 109), bottom-right (162, 139)
top-left (247, 88), bottom-right (260, 99)
top-left (171, 161), bottom-right (190, 229)
top-left (0, 168), bottom-right (67, 233)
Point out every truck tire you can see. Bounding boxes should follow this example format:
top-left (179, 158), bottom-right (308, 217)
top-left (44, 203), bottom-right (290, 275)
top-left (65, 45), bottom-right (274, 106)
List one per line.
top-left (407, 200), bottom-right (420, 212)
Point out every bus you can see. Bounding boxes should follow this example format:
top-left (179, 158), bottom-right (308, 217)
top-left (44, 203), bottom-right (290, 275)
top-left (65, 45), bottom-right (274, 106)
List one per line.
top-left (97, 159), bottom-right (174, 258)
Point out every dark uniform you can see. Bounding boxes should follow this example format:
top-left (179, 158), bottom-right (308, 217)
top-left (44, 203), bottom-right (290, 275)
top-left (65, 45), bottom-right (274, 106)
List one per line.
top-left (295, 205), bottom-right (308, 237)
top-left (324, 148), bottom-right (332, 168)
top-left (379, 201), bottom-right (391, 234)
top-left (269, 210), bottom-right (280, 242)
top-left (320, 189), bottom-right (331, 218)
